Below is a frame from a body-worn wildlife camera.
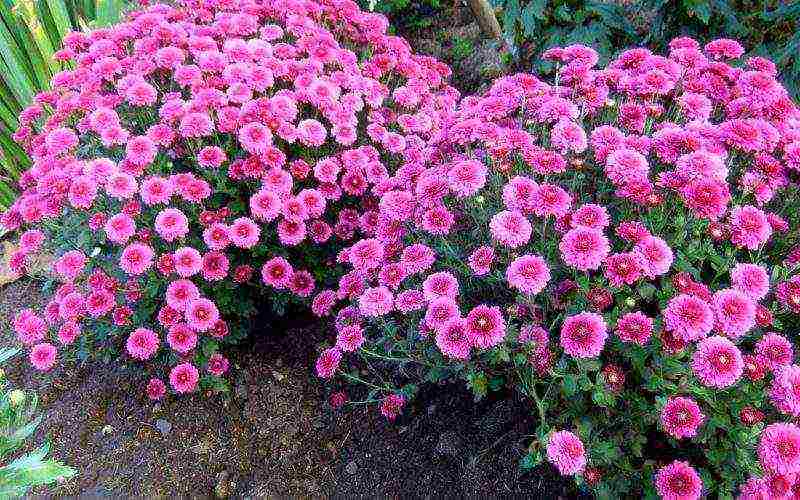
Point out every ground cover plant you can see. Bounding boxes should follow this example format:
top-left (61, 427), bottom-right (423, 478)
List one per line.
top-left (316, 40), bottom-right (800, 496)
top-left (0, 0), bottom-right (458, 394)
top-left (0, 347), bottom-right (75, 496)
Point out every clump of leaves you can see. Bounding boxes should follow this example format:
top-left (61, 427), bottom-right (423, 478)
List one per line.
top-left (491, 0), bottom-right (638, 73)
top-left (0, 347), bottom-right (75, 496)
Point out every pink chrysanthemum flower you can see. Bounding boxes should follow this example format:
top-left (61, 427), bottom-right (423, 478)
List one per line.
top-left (489, 210), bottom-right (532, 248)
top-left (730, 205), bottom-right (773, 250)
top-left (603, 252), bottom-right (642, 287)
top-left (615, 311), bottom-right (653, 345)
top-left (13, 309), bottom-right (46, 345)
top-left (506, 254), bottom-right (550, 295)
top-left (712, 288), bottom-right (756, 338)
top-left (468, 246), bottom-right (495, 276)
top-left (154, 208), bottom-right (189, 242)
top-left (185, 298), bottom-right (219, 332)
top-left (336, 325), bottom-right (365, 352)
top-left (119, 243), bottom-right (154, 275)
top-left (207, 353), bottom-right (229, 376)
top-left (167, 323), bottom-right (198, 354)
top-left (261, 256), bottom-right (293, 289)
top-left (422, 272), bottom-right (460, 301)
top-left (634, 235), bottom-right (674, 278)
top-left (358, 286), bottom-right (394, 317)
top-left (502, 176), bottom-right (538, 213)
top-left (229, 217), bottom-right (260, 249)
top-left (169, 362), bottom-right (199, 393)
top-left (395, 289), bottom-right (426, 313)
top-left (54, 250), bottom-right (86, 281)
top-left (447, 159), bottom-right (487, 197)
top-left (165, 279), bottom-right (199, 312)
top-left (435, 318), bottom-right (471, 360)
top-left (173, 247), bottom-right (202, 278)
top-left (126, 327), bottom-right (159, 360)
top-left (465, 305), bottom-right (506, 349)
top-left (420, 206), bottom-right (455, 235)
top-left (400, 244), bottom-right (436, 274)
top-left (30, 343), bottom-right (57, 371)
top-left (769, 365), bottom-right (800, 417)
top-left (571, 204), bottom-right (610, 230)
top-left (315, 348), bottom-right (342, 379)
top-left (424, 296), bottom-right (460, 332)
top-left (546, 430), bottom-right (586, 476)
top-left (349, 238), bottom-right (385, 272)
top-left (660, 396), bottom-right (705, 439)
top-left (380, 394), bottom-right (406, 421)
top-left (146, 378), bottom-right (166, 400)
top-left (532, 183), bottom-right (572, 218)
top-left (560, 312), bottom-right (608, 358)
top-left (691, 336), bottom-right (743, 388)
top-left (759, 423), bottom-right (800, 475)
top-left (663, 294), bottom-right (714, 342)
top-left (19, 229), bottom-right (45, 252)
top-left (654, 461), bottom-right (703, 500)
top-left (756, 332), bottom-right (794, 370)
top-left (104, 213), bottom-right (136, 244)
top-left (730, 263), bottom-right (770, 300)
top-left (559, 227), bottom-right (610, 271)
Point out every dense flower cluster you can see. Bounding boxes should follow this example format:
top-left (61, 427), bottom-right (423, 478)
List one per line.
top-left (5, 0), bottom-right (800, 495)
top-left (2, 0), bottom-right (458, 393)
top-left (315, 39), bottom-right (800, 496)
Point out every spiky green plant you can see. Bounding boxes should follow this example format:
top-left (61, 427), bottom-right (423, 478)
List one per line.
top-left (0, 0), bottom-right (128, 210)
top-left (0, 347), bottom-right (75, 496)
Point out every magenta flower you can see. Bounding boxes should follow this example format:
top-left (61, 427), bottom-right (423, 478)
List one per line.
top-left (654, 461), bottom-right (702, 500)
top-left (756, 332), bottom-right (794, 371)
top-left (615, 311), bottom-right (653, 345)
top-left (435, 318), bottom-right (471, 360)
top-left (30, 343), bottom-right (57, 371)
top-left (660, 396), bottom-right (705, 439)
top-left (559, 227), bottom-right (610, 271)
top-left (546, 430), bottom-right (586, 475)
top-left (506, 254), bottom-right (550, 295)
top-left (560, 312), bottom-right (608, 358)
top-left (465, 305), bottom-right (506, 349)
top-left (730, 205), bottom-right (772, 250)
top-left (315, 348), bottom-right (342, 379)
top-left (712, 288), bottom-right (756, 338)
top-left (126, 328), bottom-right (159, 361)
top-left (489, 210), bottom-right (532, 248)
top-left (169, 362), bottom-right (199, 393)
top-left (731, 263), bottom-right (770, 300)
top-left (759, 423), bottom-right (800, 475)
top-left (358, 286), bottom-right (394, 317)
top-left (663, 294), bottom-right (714, 342)
top-left (691, 336), bottom-right (743, 388)
top-left (468, 246), bottom-right (495, 276)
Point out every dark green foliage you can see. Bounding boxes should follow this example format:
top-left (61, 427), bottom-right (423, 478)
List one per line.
top-left (495, 0), bottom-right (800, 97)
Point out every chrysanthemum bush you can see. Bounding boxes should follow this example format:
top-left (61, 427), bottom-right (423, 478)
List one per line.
top-left (315, 40), bottom-right (800, 496)
top-left (0, 0), bottom-right (458, 396)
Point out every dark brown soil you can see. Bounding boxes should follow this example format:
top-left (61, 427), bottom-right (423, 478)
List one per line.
top-left (0, 279), bottom-right (575, 498)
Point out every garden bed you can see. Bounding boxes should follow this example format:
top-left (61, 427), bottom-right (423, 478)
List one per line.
top-left (0, 279), bottom-right (574, 497)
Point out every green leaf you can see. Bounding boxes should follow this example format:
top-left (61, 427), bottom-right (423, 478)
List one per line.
top-left (562, 374), bottom-right (577, 396)
top-left (682, 0), bottom-right (712, 24)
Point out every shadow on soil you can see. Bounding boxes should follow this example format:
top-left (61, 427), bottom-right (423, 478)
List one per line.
top-left (1, 280), bottom-right (577, 498)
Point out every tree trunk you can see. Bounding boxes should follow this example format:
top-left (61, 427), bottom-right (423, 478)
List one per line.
top-left (467, 0), bottom-right (502, 39)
